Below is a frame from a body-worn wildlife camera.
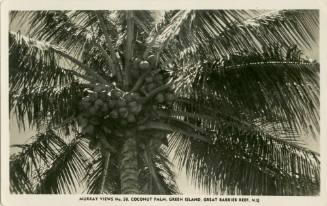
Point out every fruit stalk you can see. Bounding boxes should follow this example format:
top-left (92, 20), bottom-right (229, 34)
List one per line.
top-left (144, 83), bottom-right (173, 102)
top-left (130, 71), bottom-right (150, 92)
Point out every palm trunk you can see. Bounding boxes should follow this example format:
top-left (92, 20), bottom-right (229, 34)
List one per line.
top-left (119, 11), bottom-right (139, 194)
top-left (119, 137), bottom-right (140, 194)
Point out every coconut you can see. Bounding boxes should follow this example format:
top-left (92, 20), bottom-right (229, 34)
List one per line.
top-left (124, 94), bottom-right (134, 102)
top-left (130, 104), bottom-right (142, 114)
top-left (147, 55), bottom-right (156, 66)
top-left (82, 95), bottom-right (92, 102)
top-left (139, 60), bottom-right (150, 70)
top-left (127, 114), bottom-right (136, 123)
top-left (118, 107), bottom-right (129, 118)
top-left (117, 99), bottom-right (127, 107)
top-left (110, 110), bottom-right (119, 119)
top-left (133, 57), bottom-right (141, 64)
top-left (98, 91), bottom-right (107, 100)
top-left (135, 104), bottom-right (143, 114)
top-left (90, 92), bottom-right (98, 101)
top-left (132, 58), bottom-right (141, 70)
top-left (101, 104), bottom-right (109, 113)
top-left (111, 89), bottom-right (123, 99)
top-left (120, 119), bottom-right (128, 126)
top-left (107, 100), bottom-right (116, 109)
top-left (81, 100), bottom-right (91, 109)
top-left (155, 93), bottom-right (165, 103)
top-left (131, 93), bottom-right (141, 101)
top-left (128, 101), bottom-right (138, 109)
top-left (93, 104), bottom-right (101, 112)
top-left (94, 84), bottom-right (105, 93)
top-left (89, 106), bottom-right (98, 116)
top-left (94, 99), bottom-right (104, 107)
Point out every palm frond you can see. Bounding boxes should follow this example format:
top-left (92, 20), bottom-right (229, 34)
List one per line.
top-left (10, 81), bottom-right (85, 129)
top-left (169, 126), bottom-right (319, 195)
top-left (9, 32), bottom-right (76, 88)
top-left (84, 150), bottom-right (121, 194)
top-left (110, 10), bottom-right (157, 57)
top-left (153, 10), bottom-right (318, 59)
top-left (9, 31), bottom-right (96, 88)
top-left (35, 136), bottom-right (91, 194)
top-left (10, 11), bottom-right (94, 57)
top-left (167, 98), bottom-right (320, 195)
top-left (10, 154), bottom-right (34, 194)
top-left (9, 130), bottom-right (66, 193)
top-left (11, 11), bottom-right (120, 83)
top-left (174, 50), bottom-right (319, 138)
top-left (139, 147), bottom-right (180, 195)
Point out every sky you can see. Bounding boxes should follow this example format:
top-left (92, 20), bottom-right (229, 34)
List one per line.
top-left (8, 10), bottom-right (320, 195)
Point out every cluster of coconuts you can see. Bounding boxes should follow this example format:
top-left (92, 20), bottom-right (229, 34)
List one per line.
top-left (78, 84), bottom-right (143, 129)
top-left (77, 54), bottom-right (175, 150)
top-left (131, 55), bottom-right (175, 105)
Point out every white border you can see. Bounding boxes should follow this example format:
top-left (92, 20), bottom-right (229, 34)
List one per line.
top-left (1, 0), bottom-right (327, 206)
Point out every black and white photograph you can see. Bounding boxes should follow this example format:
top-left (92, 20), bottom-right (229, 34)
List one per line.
top-left (1, 2), bottom-right (326, 205)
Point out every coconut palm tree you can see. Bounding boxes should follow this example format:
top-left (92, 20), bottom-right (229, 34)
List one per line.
top-left (9, 10), bottom-right (320, 195)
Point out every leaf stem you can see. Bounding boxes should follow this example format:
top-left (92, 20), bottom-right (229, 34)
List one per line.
top-left (93, 11), bottom-right (124, 85)
top-left (138, 121), bottom-right (209, 143)
top-left (100, 151), bottom-right (110, 193)
top-left (52, 48), bottom-right (109, 85)
top-left (124, 11), bottom-right (135, 90)
top-left (144, 145), bottom-right (166, 193)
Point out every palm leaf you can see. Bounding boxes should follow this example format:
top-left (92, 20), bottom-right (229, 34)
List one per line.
top-left (153, 10), bottom-right (318, 60)
top-left (173, 49), bottom-right (319, 138)
top-left (35, 136), bottom-right (91, 194)
top-left (9, 31), bottom-right (96, 87)
top-left (168, 119), bottom-right (319, 195)
top-left (84, 150), bottom-right (121, 194)
top-left (10, 11), bottom-right (94, 57)
top-left (9, 130), bottom-right (66, 193)
top-left (166, 95), bottom-right (319, 195)
top-left (139, 146), bottom-right (180, 194)
top-left (9, 32), bottom-right (76, 88)
top-left (10, 154), bottom-right (34, 194)
top-left (10, 82), bottom-right (85, 129)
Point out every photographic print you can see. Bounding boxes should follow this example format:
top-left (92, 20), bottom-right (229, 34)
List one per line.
top-left (4, 7), bottom-right (321, 201)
